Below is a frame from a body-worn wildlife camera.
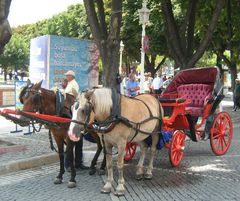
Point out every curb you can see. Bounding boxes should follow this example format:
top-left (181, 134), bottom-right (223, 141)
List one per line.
top-left (0, 153), bottom-right (58, 175)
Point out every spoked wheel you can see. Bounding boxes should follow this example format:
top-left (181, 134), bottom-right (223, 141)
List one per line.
top-left (124, 142), bottom-right (137, 162)
top-left (169, 130), bottom-right (186, 167)
top-left (210, 112), bottom-right (233, 156)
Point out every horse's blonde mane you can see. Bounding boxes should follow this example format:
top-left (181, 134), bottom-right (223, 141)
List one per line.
top-left (92, 88), bottom-right (113, 117)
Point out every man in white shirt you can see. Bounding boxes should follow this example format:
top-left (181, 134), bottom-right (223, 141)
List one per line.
top-left (64, 70), bottom-right (79, 99)
top-left (143, 73), bottom-right (151, 93)
top-left (151, 73), bottom-right (163, 94)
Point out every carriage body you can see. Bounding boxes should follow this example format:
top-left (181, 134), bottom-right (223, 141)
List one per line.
top-left (158, 67), bottom-right (233, 166)
top-left (125, 67), bottom-right (233, 165)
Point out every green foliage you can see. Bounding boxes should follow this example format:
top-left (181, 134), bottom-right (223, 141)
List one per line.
top-left (6, 4), bottom-right (91, 73)
top-left (13, 4), bottom-right (91, 41)
top-left (6, 1), bottom-right (240, 76)
top-left (0, 33), bottom-right (29, 70)
top-left (121, 0), bottom-right (167, 64)
top-left (195, 51), bottom-right (217, 67)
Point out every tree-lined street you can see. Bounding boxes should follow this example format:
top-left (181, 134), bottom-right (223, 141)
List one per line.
top-left (1, 1), bottom-right (240, 200)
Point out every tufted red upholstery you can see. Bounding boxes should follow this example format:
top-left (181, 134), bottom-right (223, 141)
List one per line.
top-left (177, 84), bottom-right (213, 116)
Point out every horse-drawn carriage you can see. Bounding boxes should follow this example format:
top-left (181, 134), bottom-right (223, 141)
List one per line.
top-left (125, 67), bottom-right (232, 166)
top-left (0, 67), bottom-right (233, 196)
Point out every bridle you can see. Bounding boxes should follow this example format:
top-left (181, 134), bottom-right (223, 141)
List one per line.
top-left (71, 100), bottom-right (94, 134)
top-left (22, 85), bottom-right (42, 113)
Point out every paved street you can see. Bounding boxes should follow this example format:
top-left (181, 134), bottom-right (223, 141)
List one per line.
top-left (0, 99), bottom-right (240, 201)
top-left (0, 123), bottom-right (240, 201)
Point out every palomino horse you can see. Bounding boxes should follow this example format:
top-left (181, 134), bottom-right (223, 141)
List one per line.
top-left (19, 80), bottom-right (106, 188)
top-left (68, 88), bottom-right (163, 196)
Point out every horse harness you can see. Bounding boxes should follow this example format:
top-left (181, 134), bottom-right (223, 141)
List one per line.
top-left (21, 85), bottom-right (70, 152)
top-left (80, 89), bottom-right (163, 142)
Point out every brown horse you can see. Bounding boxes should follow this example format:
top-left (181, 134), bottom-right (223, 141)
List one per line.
top-left (68, 88), bottom-right (163, 196)
top-left (19, 80), bottom-right (106, 188)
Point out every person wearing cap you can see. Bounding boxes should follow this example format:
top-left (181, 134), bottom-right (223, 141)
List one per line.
top-left (64, 70), bottom-right (89, 171)
top-left (64, 70), bottom-right (79, 99)
top-left (233, 79), bottom-right (240, 111)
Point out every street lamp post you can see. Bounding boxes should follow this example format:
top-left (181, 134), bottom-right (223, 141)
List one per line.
top-left (119, 40), bottom-right (124, 75)
top-left (138, 0), bottom-right (150, 93)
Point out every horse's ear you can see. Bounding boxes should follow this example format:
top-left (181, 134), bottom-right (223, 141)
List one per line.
top-left (85, 89), bottom-right (94, 100)
top-left (27, 79), bottom-right (31, 86)
top-left (34, 80), bottom-right (43, 89)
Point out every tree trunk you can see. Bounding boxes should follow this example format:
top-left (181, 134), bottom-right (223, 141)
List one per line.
top-left (229, 62), bottom-right (237, 91)
top-left (216, 54), bottom-right (224, 78)
top-left (3, 67), bottom-right (7, 81)
top-left (161, 0), bottom-right (226, 70)
top-left (83, 0), bottom-right (122, 89)
top-left (102, 40), bottom-right (120, 88)
top-left (0, 0), bottom-right (12, 55)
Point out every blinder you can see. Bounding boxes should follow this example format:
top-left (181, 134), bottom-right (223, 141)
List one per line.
top-left (19, 83), bottom-right (42, 112)
top-left (75, 102), bottom-right (79, 110)
top-left (32, 93), bottom-right (41, 105)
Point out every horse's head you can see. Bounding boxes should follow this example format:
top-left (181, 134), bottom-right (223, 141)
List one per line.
top-left (19, 79), bottom-right (43, 113)
top-left (68, 91), bottom-right (95, 141)
top-left (68, 88), bottom-right (113, 142)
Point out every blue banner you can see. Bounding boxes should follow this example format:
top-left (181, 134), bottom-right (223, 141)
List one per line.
top-left (29, 35), bottom-right (99, 91)
top-left (15, 81), bottom-right (27, 109)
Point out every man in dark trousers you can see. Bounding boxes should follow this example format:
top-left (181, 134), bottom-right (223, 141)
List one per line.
top-left (64, 70), bottom-right (89, 171)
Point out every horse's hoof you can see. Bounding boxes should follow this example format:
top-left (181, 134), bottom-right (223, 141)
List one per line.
top-left (114, 190), bottom-right (125, 197)
top-left (135, 174), bottom-right (143, 181)
top-left (89, 168), bottom-right (96, 175)
top-left (144, 174), bottom-right (153, 180)
top-left (98, 169), bottom-right (106, 175)
top-left (54, 177), bottom-right (62, 184)
top-left (101, 187), bottom-right (111, 194)
top-left (67, 181), bottom-right (76, 188)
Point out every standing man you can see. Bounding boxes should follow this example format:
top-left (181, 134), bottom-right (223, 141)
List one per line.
top-left (143, 73), bottom-right (151, 94)
top-left (64, 70), bottom-right (79, 98)
top-left (151, 72), bottom-right (163, 94)
top-left (126, 73), bottom-right (140, 96)
top-left (64, 70), bottom-right (89, 171)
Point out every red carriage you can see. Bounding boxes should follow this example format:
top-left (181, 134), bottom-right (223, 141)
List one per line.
top-left (125, 67), bottom-right (233, 166)
top-left (0, 67), bottom-right (232, 168)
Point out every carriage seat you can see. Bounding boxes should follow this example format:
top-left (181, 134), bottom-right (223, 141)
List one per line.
top-left (177, 84), bottom-right (213, 117)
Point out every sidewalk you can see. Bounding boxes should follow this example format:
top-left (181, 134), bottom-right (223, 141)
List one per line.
top-left (0, 95), bottom-right (239, 175)
top-left (0, 111), bottom-right (98, 175)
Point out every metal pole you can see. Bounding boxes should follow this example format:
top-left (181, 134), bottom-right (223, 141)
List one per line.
top-left (140, 24), bottom-right (146, 93)
top-left (119, 48), bottom-right (123, 75)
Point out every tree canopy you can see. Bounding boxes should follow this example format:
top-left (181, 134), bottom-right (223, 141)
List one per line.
top-left (2, 1), bottom-right (240, 88)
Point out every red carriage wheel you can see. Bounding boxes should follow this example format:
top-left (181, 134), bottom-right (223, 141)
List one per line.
top-left (169, 130), bottom-right (185, 167)
top-left (210, 112), bottom-right (233, 156)
top-left (124, 142), bottom-right (137, 162)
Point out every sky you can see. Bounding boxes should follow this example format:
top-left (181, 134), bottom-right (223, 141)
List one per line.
top-left (8, 0), bottom-right (83, 27)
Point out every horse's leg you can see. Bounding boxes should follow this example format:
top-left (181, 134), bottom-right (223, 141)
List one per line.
top-left (136, 141), bottom-right (148, 180)
top-left (101, 142), bottom-right (113, 194)
top-left (94, 133), bottom-right (106, 175)
top-left (145, 133), bottom-right (159, 179)
top-left (53, 134), bottom-right (65, 185)
top-left (99, 149), bottom-right (106, 175)
top-left (66, 138), bottom-right (76, 188)
top-left (89, 134), bottom-right (102, 175)
top-left (114, 143), bottom-right (126, 196)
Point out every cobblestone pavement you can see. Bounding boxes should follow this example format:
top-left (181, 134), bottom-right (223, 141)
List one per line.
top-left (0, 100), bottom-right (240, 201)
top-left (0, 128), bottom-right (97, 165)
